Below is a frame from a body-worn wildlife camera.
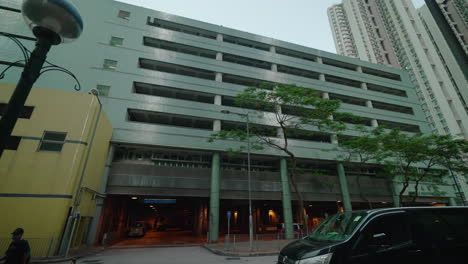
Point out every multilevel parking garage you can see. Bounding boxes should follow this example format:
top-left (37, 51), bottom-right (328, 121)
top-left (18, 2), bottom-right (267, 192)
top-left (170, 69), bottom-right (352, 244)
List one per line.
top-left (96, 145), bottom-right (434, 245)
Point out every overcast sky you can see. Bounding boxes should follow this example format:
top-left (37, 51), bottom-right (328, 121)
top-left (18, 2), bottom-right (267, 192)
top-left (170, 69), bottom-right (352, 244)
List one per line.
top-left (118, 0), bottom-right (427, 53)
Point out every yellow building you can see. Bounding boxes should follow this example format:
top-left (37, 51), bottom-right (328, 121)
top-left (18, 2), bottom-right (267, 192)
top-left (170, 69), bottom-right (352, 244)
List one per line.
top-left (0, 83), bottom-right (112, 257)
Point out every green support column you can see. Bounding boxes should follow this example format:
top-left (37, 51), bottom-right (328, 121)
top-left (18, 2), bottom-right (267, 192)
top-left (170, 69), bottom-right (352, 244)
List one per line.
top-left (280, 158), bottom-right (294, 239)
top-left (337, 163), bottom-right (352, 212)
top-left (448, 197), bottom-right (456, 206)
top-left (391, 179), bottom-right (401, 207)
top-left (209, 153), bottom-right (221, 242)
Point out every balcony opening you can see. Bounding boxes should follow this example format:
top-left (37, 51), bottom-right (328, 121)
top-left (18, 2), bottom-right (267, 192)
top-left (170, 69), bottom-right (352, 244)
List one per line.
top-left (133, 82), bottom-right (215, 104)
top-left (143, 37), bottom-right (217, 59)
top-left (128, 109), bottom-right (213, 130)
top-left (147, 17), bottom-right (217, 40)
top-left (139, 58), bottom-right (216, 80)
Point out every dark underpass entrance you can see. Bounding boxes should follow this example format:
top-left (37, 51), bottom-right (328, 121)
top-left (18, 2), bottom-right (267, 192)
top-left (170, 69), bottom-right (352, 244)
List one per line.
top-left (98, 195), bottom-right (209, 246)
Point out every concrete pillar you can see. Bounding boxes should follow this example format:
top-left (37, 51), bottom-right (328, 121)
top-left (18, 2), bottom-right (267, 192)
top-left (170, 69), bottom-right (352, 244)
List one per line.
top-left (337, 163), bottom-right (352, 212)
top-left (280, 158), bottom-right (294, 239)
top-left (316, 57), bottom-right (323, 64)
top-left (193, 202), bottom-right (203, 236)
top-left (214, 95), bottom-right (222, 131)
top-left (209, 153), bottom-right (221, 242)
top-left (366, 100), bottom-right (373, 108)
top-left (371, 119), bottom-right (379, 128)
top-left (331, 134), bottom-right (339, 144)
top-left (87, 145), bottom-right (115, 246)
top-left (270, 46), bottom-right (276, 53)
top-left (217, 33), bottom-right (223, 41)
top-left (319, 73), bottom-right (326, 81)
top-left (356, 66), bottom-right (363, 73)
top-left (277, 127), bottom-right (284, 138)
top-left (448, 197), bottom-right (457, 206)
top-left (322, 92), bottom-right (329, 99)
top-left (361, 82), bottom-right (368, 90)
top-left (215, 95), bottom-right (222, 105)
top-left (271, 63), bottom-right (278, 72)
top-left (213, 120), bottom-right (221, 131)
top-left (216, 52), bottom-right (223, 61)
top-left (216, 72), bottom-right (222, 82)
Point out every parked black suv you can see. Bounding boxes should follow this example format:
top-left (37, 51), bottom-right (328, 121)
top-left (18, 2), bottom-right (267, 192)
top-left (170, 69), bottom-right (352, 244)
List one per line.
top-left (278, 207), bottom-right (468, 264)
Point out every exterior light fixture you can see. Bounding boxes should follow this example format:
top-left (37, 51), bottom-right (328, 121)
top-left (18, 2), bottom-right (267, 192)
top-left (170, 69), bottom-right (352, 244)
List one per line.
top-left (131, 196), bottom-right (138, 200)
top-left (0, 0), bottom-right (83, 157)
top-left (22, 0), bottom-right (83, 44)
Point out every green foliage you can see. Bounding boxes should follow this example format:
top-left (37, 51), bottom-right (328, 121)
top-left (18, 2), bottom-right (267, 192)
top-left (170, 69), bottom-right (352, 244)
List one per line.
top-left (336, 127), bottom-right (468, 205)
top-left (209, 83), bottom-right (354, 155)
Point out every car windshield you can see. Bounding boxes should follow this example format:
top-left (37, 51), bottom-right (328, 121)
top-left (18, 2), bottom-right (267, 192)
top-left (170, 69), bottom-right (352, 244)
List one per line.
top-left (306, 211), bottom-right (368, 242)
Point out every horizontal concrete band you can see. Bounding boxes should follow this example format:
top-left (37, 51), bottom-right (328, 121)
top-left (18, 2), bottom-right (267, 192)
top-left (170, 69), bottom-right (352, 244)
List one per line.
top-left (105, 186), bottom-right (400, 202)
top-left (0, 193), bottom-right (73, 199)
top-left (21, 136), bottom-right (88, 146)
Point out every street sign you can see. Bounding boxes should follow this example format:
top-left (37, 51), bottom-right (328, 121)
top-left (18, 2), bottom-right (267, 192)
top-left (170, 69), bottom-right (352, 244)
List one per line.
top-left (144, 199), bottom-right (176, 204)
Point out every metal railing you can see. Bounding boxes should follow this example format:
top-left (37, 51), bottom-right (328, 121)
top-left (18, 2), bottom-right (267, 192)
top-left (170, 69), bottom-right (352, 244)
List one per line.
top-left (0, 237), bottom-right (58, 257)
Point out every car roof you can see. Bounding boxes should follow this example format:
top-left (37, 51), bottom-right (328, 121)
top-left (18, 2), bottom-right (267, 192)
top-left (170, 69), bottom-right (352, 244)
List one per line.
top-left (361, 206), bottom-right (468, 216)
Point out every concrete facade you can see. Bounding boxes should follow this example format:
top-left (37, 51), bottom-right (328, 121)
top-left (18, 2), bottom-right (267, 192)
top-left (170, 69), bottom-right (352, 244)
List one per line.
top-left (328, 4), bottom-right (358, 58)
top-left (0, 0), bottom-right (463, 246)
top-left (327, 0), bottom-right (468, 140)
top-left (327, 0), bottom-right (400, 68)
top-left (0, 83), bottom-right (112, 256)
top-left (420, 0), bottom-right (468, 119)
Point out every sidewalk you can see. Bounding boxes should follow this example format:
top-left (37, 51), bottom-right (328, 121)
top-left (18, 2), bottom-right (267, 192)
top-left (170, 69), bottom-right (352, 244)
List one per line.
top-left (31, 246), bottom-right (105, 263)
top-left (203, 239), bottom-right (294, 257)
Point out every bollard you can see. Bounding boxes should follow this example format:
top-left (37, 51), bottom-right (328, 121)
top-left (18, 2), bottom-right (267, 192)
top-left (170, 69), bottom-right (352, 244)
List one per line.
top-left (224, 234), bottom-right (230, 250)
top-left (233, 235), bottom-right (236, 251)
top-left (255, 234), bottom-right (258, 251)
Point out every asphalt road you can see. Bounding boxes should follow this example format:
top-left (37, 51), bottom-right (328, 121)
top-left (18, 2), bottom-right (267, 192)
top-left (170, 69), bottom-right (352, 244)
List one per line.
top-left (74, 246), bottom-right (278, 264)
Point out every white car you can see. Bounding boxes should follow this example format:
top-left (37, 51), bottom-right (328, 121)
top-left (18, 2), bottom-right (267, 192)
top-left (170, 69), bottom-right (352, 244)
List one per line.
top-left (128, 222), bottom-right (145, 237)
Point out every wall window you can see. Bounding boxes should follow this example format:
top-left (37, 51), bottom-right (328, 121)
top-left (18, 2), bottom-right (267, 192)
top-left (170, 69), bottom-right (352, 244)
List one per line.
top-left (118, 10), bottom-right (130, 19)
top-left (38, 132), bottom-right (67, 152)
top-left (103, 59), bottom-right (118, 70)
top-left (96, 85), bottom-right (111, 96)
top-left (110, 36), bottom-right (124, 46)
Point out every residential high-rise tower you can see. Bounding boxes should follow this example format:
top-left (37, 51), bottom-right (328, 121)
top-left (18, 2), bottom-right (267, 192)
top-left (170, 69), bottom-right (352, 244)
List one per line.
top-left (327, 0), bottom-right (468, 140)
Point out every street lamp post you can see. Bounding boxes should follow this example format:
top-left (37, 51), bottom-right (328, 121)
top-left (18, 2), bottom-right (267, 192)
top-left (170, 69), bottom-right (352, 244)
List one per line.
top-left (0, 0), bottom-right (83, 157)
top-left (221, 110), bottom-right (254, 251)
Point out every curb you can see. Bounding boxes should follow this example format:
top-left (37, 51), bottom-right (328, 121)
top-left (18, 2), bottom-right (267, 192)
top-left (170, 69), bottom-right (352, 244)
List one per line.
top-left (109, 243), bottom-right (203, 250)
top-left (202, 244), bottom-right (279, 257)
top-left (31, 247), bottom-right (106, 263)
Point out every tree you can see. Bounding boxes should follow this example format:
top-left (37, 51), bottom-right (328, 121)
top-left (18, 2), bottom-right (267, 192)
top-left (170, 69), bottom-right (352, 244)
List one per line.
top-left (334, 125), bottom-right (381, 208)
top-left (337, 127), bottom-right (468, 206)
top-left (209, 82), bottom-right (352, 225)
